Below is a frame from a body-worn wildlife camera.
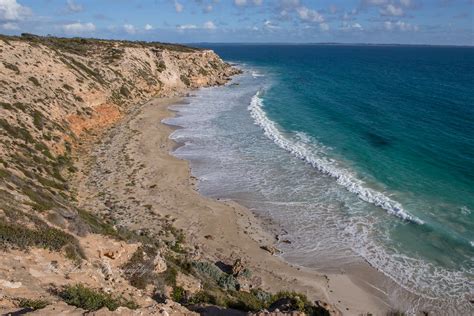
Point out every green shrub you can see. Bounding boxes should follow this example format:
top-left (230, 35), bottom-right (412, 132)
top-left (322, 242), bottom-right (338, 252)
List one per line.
top-left (3, 62), bottom-right (19, 73)
top-left (180, 75), bottom-right (191, 86)
top-left (120, 85), bottom-right (131, 97)
top-left (58, 284), bottom-right (138, 311)
top-left (18, 298), bottom-right (49, 310)
top-left (156, 61), bottom-right (166, 72)
top-left (28, 77), bottom-right (41, 87)
top-left (192, 261), bottom-right (239, 291)
top-left (32, 110), bottom-right (45, 130)
top-left (0, 118), bottom-right (34, 143)
top-left (192, 261), bottom-right (222, 282)
top-left (0, 219), bottom-right (84, 263)
top-left (63, 84), bottom-right (74, 91)
top-left (0, 102), bottom-right (13, 110)
top-left (188, 291), bottom-right (218, 305)
top-left (227, 290), bottom-right (267, 312)
top-left (164, 266), bottom-right (178, 287)
top-left (121, 246), bottom-right (157, 289)
top-left (172, 286), bottom-right (186, 303)
top-left (69, 58), bottom-right (106, 85)
top-left (217, 273), bottom-right (239, 291)
top-left (21, 186), bottom-right (56, 211)
top-left (269, 291), bottom-right (330, 316)
top-left (77, 209), bottom-right (117, 237)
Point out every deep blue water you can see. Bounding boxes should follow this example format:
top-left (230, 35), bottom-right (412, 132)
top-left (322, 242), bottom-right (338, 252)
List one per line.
top-left (167, 45), bottom-right (474, 313)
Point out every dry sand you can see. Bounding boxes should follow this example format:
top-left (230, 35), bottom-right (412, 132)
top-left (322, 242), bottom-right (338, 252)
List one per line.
top-left (76, 96), bottom-right (393, 315)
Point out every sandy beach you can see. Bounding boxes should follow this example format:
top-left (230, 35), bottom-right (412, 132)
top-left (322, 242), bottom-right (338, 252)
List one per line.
top-left (74, 96), bottom-right (393, 315)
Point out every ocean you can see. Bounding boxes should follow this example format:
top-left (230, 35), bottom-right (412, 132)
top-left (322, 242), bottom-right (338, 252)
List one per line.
top-left (164, 45), bottom-right (474, 314)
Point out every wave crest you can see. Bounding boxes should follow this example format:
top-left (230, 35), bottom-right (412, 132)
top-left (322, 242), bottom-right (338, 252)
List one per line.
top-left (248, 91), bottom-right (424, 225)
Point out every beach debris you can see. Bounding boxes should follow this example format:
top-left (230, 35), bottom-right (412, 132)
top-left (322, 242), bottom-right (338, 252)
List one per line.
top-left (260, 245), bottom-right (280, 255)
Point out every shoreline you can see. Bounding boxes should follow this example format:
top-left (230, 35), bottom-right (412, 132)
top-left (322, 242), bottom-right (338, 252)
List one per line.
top-left (74, 92), bottom-right (393, 315)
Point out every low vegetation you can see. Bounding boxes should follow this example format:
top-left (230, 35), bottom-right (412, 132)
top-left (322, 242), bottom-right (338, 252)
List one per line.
top-left (18, 298), bottom-right (50, 311)
top-left (57, 284), bottom-right (138, 311)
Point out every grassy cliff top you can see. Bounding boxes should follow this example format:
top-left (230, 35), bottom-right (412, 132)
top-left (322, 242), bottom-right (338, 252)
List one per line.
top-left (0, 33), bottom-right (201, 56)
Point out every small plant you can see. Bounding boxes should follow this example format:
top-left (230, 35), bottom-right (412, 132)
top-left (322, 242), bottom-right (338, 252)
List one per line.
top-left (155, 61), bottom-right (166, 72)
top-left (121, 246), bottom-right (157, 289)
top-left (3, 62), bottom-right (20, 73)
top-left (58, 284), bottom-right (138, 311)
top-left (63, 84), bottom-right (74, 91)
top-left (0, 219), bottom-right (84, 263)
top-left (32, 110), bottom-right (45, 130)
top-left (180, 74), bottom-right (191, 86)
top-left (18, 298), bottom-right (49, 310)
top-left (120, 85), bottom-right (131, 97)
top-left (0, 102), bottom-right (13, 110)
top-left (28, 77), bottom-right (41, 87)
top-left (171, 286), bottom-right (186, 303)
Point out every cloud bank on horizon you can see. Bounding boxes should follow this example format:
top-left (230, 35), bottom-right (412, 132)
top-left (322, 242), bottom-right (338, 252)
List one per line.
top-left (0, 0), bottom-right (472, 45)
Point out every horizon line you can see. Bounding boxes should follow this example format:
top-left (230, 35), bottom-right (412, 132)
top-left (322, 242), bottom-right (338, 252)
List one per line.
top-left (187, 42), bottom-right (474, 48)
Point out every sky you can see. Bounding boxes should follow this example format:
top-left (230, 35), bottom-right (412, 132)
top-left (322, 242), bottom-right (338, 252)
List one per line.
top-left (0, 0), bottom-right (472, 45)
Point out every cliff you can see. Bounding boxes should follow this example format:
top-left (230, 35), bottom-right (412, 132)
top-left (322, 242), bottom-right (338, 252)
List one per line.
top-left (0, 35), bottom-right (332, 316)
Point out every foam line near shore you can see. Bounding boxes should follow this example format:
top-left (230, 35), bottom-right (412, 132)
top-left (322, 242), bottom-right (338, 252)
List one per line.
top-left (248, 91), bottom-right (424, 225)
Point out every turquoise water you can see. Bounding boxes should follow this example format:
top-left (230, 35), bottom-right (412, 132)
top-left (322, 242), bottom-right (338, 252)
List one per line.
top-left (166, 45), bottom-right (474, 314)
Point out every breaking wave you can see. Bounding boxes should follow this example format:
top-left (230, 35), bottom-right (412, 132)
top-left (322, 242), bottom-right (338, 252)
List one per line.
top-left (248, 91), bottom-right (424, 225)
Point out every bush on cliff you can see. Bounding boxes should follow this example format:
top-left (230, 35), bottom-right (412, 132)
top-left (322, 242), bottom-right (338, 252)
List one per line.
top-left (58, 284), bottom-right (138, 311)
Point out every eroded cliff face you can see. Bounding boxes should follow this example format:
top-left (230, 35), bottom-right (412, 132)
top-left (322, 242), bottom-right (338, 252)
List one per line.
top-left (0, 36), bottom-right (236, 149)
top-left (0, 35), bottom-right (239, 314)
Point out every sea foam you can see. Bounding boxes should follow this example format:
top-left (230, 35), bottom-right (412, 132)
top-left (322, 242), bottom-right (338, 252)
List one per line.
top-left (248, 91), bottom-right (424, 225)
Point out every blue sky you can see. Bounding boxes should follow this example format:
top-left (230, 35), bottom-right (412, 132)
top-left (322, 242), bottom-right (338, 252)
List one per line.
top-left (0, 0), bottom-right (472, 45)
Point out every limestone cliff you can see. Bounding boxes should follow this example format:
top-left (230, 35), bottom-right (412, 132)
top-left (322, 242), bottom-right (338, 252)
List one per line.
top-left (0, 34), bottom-right (238, 315)
top-left (0, 35), bottom-right (332, 316)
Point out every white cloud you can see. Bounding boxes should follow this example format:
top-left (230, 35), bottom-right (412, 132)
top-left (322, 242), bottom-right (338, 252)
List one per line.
top-left (174, 0), bottom-right (183, 13)
top-left (0, 0), bottom-right (31, 21)
top-left (123, 24), bottom-right (136, 34)
top-left (296, 6), bottom-right (324, 23)
top-left (176, 21), bottom-right (219, 31)
top-left (177, 24), bottom-right (197, 30)
top-left (384, 20), bottom-right (418, 31)
top-left (66, 0), bottom-right (83, 13)
top-left (381, 4), bottom-right (404, 16)
top-left (62, 22), bottom-right (95, 34)
top-left (341, 21), bottom-right (363, 31)
top-left (234, 0), bottom-right (263, 6)
top-left (1, 21), bottom-right (18, 30)
top-left (144, 24), bottom-right (153, 31)
top-left (203, 20), bottom-right (216, 29)
top-left (204, 4), bottom-right (213, 12)
top-left (264, 20), bottom-right (280, 30)
top-left (319, 23), bottom-right (330, 31)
